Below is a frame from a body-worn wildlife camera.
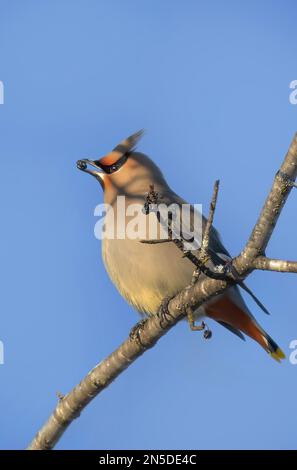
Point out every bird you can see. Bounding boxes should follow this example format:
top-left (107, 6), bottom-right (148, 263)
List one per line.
top-left (77, 130), bottom-right (285, 362)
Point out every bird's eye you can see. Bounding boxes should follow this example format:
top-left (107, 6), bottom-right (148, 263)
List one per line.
top-left (97, 153), bottom-right (128, 174)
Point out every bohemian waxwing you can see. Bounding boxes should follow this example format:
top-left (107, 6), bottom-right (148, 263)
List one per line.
top-left (77, 131), bottom-right (285, 361)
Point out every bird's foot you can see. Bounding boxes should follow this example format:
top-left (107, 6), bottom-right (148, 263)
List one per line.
top-left (186, 307), bottom-right (212, 339)
top-left (157, 297), bottom-right (174, 329)
top-left (129, 319), bottom-right (148, 347)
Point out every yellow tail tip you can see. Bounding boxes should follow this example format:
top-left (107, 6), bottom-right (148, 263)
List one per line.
top-left (271, 348), bottom-right (286, 362)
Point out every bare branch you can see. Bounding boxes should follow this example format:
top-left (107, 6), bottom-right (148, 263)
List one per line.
top-left (200, 179), bottom-right (220, 255)
top-left (27, 132), bottom-right (297, 450)
top-left (238, 133), bottom-right (297, 266)
top-left (254, 256), bottom-right (297, 273)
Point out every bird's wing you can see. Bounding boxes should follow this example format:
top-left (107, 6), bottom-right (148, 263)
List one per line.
top-left (160, 189), bottom-right (230, 259)
top-left (160, 188), bottom-right (266, 318)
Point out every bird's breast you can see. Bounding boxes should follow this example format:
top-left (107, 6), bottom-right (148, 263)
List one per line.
top-left (102, 237), bottom-right (195, 315)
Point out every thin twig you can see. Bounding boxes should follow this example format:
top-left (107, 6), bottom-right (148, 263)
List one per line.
top-left (200, 179), bottom-right (220, 255)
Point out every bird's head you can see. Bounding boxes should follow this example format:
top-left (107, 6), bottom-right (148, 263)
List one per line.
top-left (77, 130), bottom-right (168, 202)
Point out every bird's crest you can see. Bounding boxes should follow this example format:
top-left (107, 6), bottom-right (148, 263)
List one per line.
top-left (99, 130), bottom-right (145, 167)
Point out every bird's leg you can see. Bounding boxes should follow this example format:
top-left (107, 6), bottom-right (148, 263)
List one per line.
top-left (129, 318), bottom-right (148, 347)
top-left (157, 297), bottom-right (174, 329)
top-left (186, 307), bottom-right (205, 331)
top-left (186, 307), bottom-right (212, 339)
top-left (191, 268), bottom-right (201, 285)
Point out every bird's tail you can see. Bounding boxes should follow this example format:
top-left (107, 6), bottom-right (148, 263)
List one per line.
top-left (206, 296), bottom-right (285, 362)
top-left (260, 331), bottom-right (286, 362)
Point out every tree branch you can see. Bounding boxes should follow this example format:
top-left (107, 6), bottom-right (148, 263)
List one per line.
top-left (200, 179), bottom-right (220, 255)
top-left (238, 134), bottom-right (297, 266)
top-left (254, 256), bottom-right (297, 273)
top-left (27, 132), bottom-right (297, 450)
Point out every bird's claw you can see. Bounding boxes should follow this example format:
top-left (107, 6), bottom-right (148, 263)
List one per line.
top-left (129, 319), bottom-right (147, 347)
top-left (157, 297), bottom-right (174, 329)
top-left (186, 307), bottom-right (213, 339)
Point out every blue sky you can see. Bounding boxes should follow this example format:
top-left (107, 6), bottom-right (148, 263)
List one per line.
top-left (0, 0), bottom-right (297, 450)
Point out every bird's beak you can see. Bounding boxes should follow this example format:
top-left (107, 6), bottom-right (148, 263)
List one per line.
top-left (77, 130), bottom-right (144, 187)
top-left (76, 159), bottom-right (104, 187)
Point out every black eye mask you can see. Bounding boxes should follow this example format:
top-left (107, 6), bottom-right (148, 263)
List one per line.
top-left (93, 152), bottom-right (129, 174)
